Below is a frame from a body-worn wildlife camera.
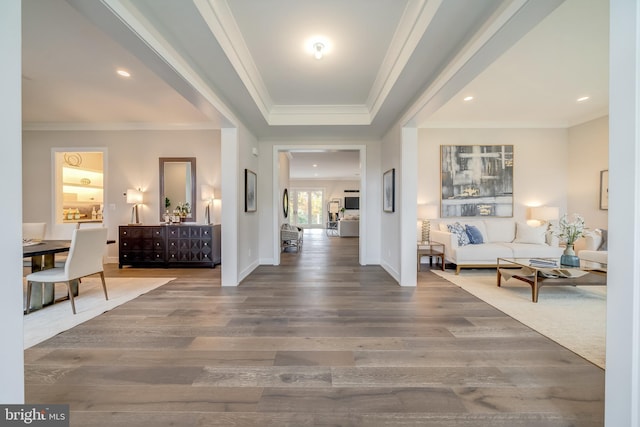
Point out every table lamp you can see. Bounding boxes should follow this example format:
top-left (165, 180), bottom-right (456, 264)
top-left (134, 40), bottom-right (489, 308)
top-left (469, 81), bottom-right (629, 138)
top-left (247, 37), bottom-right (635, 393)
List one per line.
top-left (418, 204), bottom-right (439, 242)
top-left (126, 188), bottom-right (143, 225)
top-left (201, 184), bottom-right (215, 224)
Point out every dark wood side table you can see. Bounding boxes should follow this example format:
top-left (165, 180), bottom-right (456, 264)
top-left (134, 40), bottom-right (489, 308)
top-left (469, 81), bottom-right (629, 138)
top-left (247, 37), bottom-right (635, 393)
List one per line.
top-left (417, 241), bottom-right (445, 271)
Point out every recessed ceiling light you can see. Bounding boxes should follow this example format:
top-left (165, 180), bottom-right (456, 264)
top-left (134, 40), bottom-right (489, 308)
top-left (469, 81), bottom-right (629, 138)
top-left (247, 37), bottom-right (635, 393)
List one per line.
top-left (577, 96), bottom-right (590, 102)
top-left (313, 164), bottom-right (318, 167)
top-left (463, 96), bottom-right (474, 102)
top-left (116, 69), bottom-right (131, 78)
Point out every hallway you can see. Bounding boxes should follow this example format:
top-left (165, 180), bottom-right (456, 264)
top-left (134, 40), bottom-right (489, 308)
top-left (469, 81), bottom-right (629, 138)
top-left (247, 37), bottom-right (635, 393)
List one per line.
top-left (24, 230), bottom-right (604, 426)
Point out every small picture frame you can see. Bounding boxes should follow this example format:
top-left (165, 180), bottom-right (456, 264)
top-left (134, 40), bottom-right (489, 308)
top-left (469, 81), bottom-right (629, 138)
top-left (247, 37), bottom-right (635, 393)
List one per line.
top-left (599, 169), bottom-right (608, 210)
top-left (383, 168), bottom-right (395, 213)
top-left (244, 169), bottom-right (257, 212)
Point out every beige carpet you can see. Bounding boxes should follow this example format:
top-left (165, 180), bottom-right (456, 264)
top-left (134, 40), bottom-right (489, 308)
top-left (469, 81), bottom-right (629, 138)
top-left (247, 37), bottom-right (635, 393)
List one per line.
top-left (432, 269), bottom-right (606, 368)
top-left (23, 277), bottom-right (174, 349)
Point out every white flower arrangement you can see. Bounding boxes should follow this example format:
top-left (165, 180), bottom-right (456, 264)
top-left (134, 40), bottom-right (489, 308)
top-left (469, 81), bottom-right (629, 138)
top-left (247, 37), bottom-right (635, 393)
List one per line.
top-left (174, 202), bottom-right (191, 217)
top-left (554, 213), bottom-right (586, 245)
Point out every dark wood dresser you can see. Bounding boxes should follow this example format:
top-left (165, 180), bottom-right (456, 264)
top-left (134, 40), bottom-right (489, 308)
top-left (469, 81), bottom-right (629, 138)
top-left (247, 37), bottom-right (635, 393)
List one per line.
top-left (119, 224), bottom-right (221, 268)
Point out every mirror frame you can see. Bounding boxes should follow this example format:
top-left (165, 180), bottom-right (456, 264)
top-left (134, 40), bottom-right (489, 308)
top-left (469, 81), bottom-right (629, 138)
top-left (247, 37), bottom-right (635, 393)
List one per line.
top-left (159, 157), bottom-right (196, 222)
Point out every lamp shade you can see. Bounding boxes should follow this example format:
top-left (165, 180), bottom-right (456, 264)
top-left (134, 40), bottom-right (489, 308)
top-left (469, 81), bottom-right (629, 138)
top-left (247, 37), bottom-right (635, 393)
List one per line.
top-left (417, 204), bottom-right (438, 220)
top-left (126, 188), bottom-right (143, 204)
top-left (530, 206), bottom-right (559, 221)
top-left (201, 184), bottom-right (215, 201)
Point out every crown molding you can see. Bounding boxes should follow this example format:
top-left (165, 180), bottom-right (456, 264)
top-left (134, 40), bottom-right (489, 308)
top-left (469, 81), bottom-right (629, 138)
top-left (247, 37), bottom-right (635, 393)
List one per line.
top-left (420, 120), bottom-right (570, 129)
top-left (367, 0), bottom-right (441, 120)
top-left (269, 105), bottom-right (371, 126)
top-left (22, 122), bottom-right (219, 131)
top-left (99, 0), bottom-right (238, 128)
top-left (194, 0), bottom-right (273, 119)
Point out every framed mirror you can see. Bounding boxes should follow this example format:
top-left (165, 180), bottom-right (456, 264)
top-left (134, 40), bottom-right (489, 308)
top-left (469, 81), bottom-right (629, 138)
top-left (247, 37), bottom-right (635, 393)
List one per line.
top-left (159, 157), bottom-right (196, 222)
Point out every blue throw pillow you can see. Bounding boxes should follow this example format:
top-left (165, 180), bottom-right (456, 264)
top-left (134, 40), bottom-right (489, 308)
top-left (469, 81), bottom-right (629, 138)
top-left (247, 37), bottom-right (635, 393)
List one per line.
top-left (447, 222), bottom-right (470, 246)
top-left (465, 224), bottom-right (484, 244)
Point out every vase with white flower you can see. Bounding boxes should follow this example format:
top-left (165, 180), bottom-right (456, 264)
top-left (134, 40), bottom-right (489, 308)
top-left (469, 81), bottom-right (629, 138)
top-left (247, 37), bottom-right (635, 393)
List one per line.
top-left (554, 213), bottom-right (586, 266)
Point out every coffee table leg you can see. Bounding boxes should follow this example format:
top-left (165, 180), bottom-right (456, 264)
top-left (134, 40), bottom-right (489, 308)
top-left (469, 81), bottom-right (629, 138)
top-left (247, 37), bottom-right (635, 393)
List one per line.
top-left (497, 268), bottom-right (502, 287)
top-left (532, 275), bottom-right (539, 303)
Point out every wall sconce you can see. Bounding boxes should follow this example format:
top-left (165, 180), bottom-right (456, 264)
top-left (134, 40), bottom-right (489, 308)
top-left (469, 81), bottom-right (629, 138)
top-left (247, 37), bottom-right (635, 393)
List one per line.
top-left (529, 206), bottom-right (559, 229)
top-left (126, 188), bottom-right (143, 225)
top-left (417, 204), bottom-right (439, 243)
top-left (201, 184), bottom-right (215, 224)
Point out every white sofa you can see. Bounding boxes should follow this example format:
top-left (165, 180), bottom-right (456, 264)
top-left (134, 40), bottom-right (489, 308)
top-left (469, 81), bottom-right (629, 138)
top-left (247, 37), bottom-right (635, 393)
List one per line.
top-left (577, 229), bottom-right (608, 270)
top-left (430, 218), bottom-right (563, 274)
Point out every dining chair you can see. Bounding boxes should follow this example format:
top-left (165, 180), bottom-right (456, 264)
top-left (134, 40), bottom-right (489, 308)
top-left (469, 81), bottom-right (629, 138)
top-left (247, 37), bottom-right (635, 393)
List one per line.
top-left (25, 227), bottom-right (108, 314)
top-left (22, 222), bottom-right (46, 268)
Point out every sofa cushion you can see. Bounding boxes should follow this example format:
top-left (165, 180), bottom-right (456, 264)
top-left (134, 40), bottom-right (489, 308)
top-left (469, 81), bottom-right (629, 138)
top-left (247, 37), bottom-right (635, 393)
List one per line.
top-left (506, 243), bottom-right (564, 258)
top-left (484, 220), bottom-right (516, 243)
top-left (597, 229), bottom-right (608, 250)
top-left (465, 224), bottom-right (484, 244)
top-left (514, 222), bottom-right (547, 244)
top-left (447, 222), bottom-right (470, 246)
top-left (454, 243), bottom-right (513, 263)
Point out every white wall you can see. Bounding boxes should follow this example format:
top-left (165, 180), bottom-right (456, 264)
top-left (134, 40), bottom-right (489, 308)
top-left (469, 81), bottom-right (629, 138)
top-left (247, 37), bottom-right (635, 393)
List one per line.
top-left (1, 0), bottom-right (25, 404)
top-left (380, 124), bottom-right (402, 282)
top-left (418, 127), bottom-right (570, 221)
top-left (605, 0), bottom-right (640, 424)
top-left (236, 125), bottom-right (259, 282)
top-left (278, 153), bottom-right (290, 225)
top-left (22, 129), bottom-right (221, 263)
top-left (568, 116), bottom-right (609, 229)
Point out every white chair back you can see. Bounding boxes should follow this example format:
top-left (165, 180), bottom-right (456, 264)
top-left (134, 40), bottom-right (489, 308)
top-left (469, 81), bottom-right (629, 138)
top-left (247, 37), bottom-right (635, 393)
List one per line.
top-left (64, 227), bottom-right (108, 279)
top-left (23, 222), bottom-right (46, 241)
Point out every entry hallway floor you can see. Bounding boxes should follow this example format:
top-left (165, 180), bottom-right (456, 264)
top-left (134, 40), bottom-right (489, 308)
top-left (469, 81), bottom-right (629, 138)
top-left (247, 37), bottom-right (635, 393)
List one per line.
top-left (24, 229), bottom-right (604, 427)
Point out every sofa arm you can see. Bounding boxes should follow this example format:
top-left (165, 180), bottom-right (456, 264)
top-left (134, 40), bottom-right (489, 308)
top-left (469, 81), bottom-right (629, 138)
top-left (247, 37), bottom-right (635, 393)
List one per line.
top-left (430, 229), bottom-right (458, 262)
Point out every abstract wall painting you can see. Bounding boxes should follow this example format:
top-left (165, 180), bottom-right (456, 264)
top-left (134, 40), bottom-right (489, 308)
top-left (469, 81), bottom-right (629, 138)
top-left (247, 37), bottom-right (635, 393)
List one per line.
top-left (440, 145), bottom-right (513, 217)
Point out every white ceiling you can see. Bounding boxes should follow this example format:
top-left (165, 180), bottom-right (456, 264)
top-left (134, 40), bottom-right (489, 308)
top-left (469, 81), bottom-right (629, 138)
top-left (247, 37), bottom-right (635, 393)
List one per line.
top-left (21, 0), bottom-right (608, 178)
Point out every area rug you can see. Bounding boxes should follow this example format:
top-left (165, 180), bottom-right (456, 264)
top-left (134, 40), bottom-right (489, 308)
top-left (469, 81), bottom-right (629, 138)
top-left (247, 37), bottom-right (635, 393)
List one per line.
top-left (23, 277), bottom-right (174, 349)
top-left (432, 270), bottom-right (606, 368)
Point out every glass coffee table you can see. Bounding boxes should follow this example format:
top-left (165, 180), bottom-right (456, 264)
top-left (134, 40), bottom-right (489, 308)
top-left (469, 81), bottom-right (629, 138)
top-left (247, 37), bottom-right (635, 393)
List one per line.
top-left (496, 257), bottom-right (606, 303)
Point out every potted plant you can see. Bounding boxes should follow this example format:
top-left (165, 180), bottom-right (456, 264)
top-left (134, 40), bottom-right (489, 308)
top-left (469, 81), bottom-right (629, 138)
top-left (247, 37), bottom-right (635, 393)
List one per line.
top-left (554, 213), bottom-right (586, 266)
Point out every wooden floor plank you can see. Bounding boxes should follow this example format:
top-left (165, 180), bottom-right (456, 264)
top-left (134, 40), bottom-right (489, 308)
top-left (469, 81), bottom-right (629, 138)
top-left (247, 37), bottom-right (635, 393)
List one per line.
top-left (24, 229), bottom-right (604, 426)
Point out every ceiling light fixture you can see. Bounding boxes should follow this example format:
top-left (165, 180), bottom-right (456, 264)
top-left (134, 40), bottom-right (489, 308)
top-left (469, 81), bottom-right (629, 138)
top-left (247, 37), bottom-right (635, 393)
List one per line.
top-left (116, 69), bottom-right (131, 78)
top-left (577, 96), bottom-right (590, 102)
top-left (313, 42), bottom-right (325, 60)
top-left (306, 36), bottom-right (331, 59)
top-left (313, 164), bottom-right (318, 167)
top-left (463, 96), bottom-right (474, 101)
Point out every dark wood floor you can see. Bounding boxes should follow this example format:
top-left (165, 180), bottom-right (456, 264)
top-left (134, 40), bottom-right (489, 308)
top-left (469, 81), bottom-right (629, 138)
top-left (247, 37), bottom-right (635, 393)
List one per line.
top-left (24, 229), bottom-right (604, 426)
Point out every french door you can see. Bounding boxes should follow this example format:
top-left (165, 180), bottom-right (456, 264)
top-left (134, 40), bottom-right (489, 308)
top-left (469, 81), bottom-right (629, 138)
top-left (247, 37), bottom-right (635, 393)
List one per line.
top-left (290, 189), bottom-right (324, 228)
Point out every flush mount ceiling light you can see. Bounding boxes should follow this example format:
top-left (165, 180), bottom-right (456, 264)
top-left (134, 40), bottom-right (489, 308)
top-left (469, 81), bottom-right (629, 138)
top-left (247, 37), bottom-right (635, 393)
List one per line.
top-left (306, 36), bottom-right (331, 60)
top-left (577, 96), bottom-right (590, 102)
top-left (463, 96), bottom-right (474, 102)
top-left (116, 69), bottom-right (131, 78)
top-left (313, 42), bottom-right (325, 59)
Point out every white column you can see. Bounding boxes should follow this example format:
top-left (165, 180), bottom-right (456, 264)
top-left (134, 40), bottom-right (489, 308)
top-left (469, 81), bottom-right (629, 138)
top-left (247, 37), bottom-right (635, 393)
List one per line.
top-left (605, 0), bottom-right (640, 425)
top-left (0, 0), bottom-right (25, 403)
top-left (400, 126), bottom-right (418, 286)
top-left (220, 128), bottom-right (239, 286)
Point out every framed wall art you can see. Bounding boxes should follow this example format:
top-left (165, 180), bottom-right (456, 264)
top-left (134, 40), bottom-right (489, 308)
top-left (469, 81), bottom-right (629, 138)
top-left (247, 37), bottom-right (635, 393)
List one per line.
top-left (440, 145), bottom-right (513, 217)
top-left (244, 169), bottom-right (257, 212)
top-left (383, 168), bottom-right (395, 213)
top-left (599, 169), bottom-right (608, 210)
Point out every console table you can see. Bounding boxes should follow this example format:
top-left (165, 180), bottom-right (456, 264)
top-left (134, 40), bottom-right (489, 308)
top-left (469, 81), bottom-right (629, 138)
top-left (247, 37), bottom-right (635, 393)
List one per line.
top-left (119, 224), bottom-right (221, 268)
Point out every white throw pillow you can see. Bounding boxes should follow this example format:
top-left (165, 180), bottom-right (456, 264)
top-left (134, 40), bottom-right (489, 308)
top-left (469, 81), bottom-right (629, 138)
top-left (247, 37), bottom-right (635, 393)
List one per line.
top-left (514, 222), bottom-right (547, 244)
